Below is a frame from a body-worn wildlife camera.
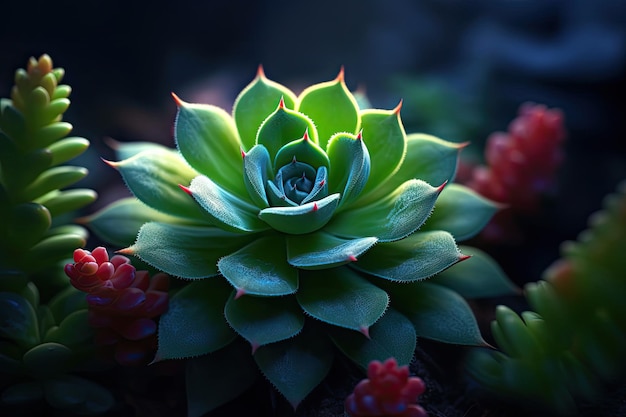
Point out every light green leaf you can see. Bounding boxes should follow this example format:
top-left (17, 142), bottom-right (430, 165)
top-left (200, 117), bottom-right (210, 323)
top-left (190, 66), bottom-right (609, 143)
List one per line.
top-left (358, 107), bottom-right (406, 195)
top-left (422, 183), bottom-right (499, 241)
top-left (353, 231), bottom-right (463, 282)
top-left (82, 197), bottom-right (192, 247)
top-left (254, 325), bottom-right (334, 409)
top-left (431, 245), bottom-right (519, 298)
top-left (233, 68), bottom-right (297, 151)
top-left (174, 100), bottom-right (246, 197)
top-left (329, 308), bottom-right (416, 370)
top-left (243, 145), bottom-right (272, 208)
top-left (326, 133), bottom-right (370, 209)
top-left (109, 140), bottom-right (173, 161)
top-left (218, 235), bottom-right (298, 296)
top-left (188, 175), bottom-right (269, 233)
top-left (256, 103), bottom-right (318, 163)
top-left (296, 267), bottom-right (389, 333)
top-left (258, 193), bottom-right (340, 235)
top-left (225, 293), bottom-right (304, 349)
top-left (296, 71), bottom-right (360, 146)
top-left (357, 133), bottom-right (463, 206)
top-left (327, 179), bottom-right (442, 242)
top-left (390, 282), bottom-right (486, 346)
top-left (274, 134), bottom-right (330, 172)
top-left (0, 292), bottom-right (39, 349)
top-left (131, 222), bottom-right (254, 279)
top-left (186, 339), bottom-right (258, 417)
top-left (155, 280), bottom-right (236, 361)
top-left (286, 232), bottom-right (377, 270)
top-left (111, 148), bottom-right (210, 221)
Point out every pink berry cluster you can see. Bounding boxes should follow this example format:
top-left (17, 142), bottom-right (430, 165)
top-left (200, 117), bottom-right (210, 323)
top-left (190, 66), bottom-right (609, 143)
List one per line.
top-left (462, 103), bottom-right (566, 241)
top-left (64, 247), bottom-right (169, 365)
top-left (345, 358), bottom-right (427, 417)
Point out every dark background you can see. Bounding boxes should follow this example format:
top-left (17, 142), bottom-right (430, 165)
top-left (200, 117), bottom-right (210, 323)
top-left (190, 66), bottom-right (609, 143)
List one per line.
top-left (2, 0), bottom-right (625, 283)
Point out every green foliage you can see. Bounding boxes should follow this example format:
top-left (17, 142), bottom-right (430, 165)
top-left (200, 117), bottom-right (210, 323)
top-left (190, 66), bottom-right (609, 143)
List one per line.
top-left (466, 181), bottom-right (626, 415)
top-left (87, 68), bottom-right (515, 412)
top-left (0, 55), bottom-right (106, 415)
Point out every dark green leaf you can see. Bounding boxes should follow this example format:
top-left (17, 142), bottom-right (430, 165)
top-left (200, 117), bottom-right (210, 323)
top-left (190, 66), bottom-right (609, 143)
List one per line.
top-left (286, 232), bottom-right (377, 270)
top-left (0, 292), bottom-right (39, 349)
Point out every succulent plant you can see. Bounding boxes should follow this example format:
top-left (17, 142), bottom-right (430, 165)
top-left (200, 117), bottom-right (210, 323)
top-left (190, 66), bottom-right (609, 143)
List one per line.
top-left (65, 247), bottom-right (170, 365)
top-left (466, 180), bottom-right (626, 415)
top-left (345, 357), bottom-right (427, 417)
top-left (85, 67), bottom-right (518, 413)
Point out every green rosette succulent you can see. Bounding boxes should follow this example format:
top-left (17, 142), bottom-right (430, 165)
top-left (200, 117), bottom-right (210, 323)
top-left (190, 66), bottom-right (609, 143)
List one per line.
top-left (87, 67), bottom-right (516, 413)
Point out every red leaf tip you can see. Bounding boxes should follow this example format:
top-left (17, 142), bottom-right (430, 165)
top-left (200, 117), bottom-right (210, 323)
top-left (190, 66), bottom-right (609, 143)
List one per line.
top-left (235, 288), bottom-right (246, 300)
top-left (393, 99), bottom-right (403, 115)
top-left (178, 184), bottom-right (193, 196)
top-left (256, 64), bottom-right (266, 79)
top-left (459, 254), bottom-right (472, 262)
top-left (116, 247), bottom-right (135, 255)
top-left (348, 254), bottom-right (358, 262)
top-left (359, 326), bottom-right (371, 339)
top-left (302, 130), bottom-right (309, 141)
top-left (335, 66), bottom-right (345, 83)
top-left (436, 180), bottom-right (448, 193)
top-left (312, 202), bottom-right (319, 212)
top-left (171, 92), bottom-right (185, 107)
top-left (356, 130), bottom-right (363, 141)
top-left (101, 158), bottom-right (118, 169)
top-left (278, 95), bottom-right (286, 109)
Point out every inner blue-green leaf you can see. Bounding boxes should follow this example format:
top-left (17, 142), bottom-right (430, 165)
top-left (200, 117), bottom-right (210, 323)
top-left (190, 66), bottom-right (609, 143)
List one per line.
top-left (258, 193), bottom-right (340, 235)
top-left (326, 133), bottom-right (370, 210)
top-left (243, 144), bottom-right (272, 208)
top-left (286, 232), bottom-right (377, 270)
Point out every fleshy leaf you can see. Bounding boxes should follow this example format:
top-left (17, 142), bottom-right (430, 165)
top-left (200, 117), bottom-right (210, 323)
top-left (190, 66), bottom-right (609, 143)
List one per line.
top-left (258, 193), bottom-right (340, 234)
top-left (186, 339), bottom-right (258, 417)
top-left (155, 279), bottom-right (236, 361)
top-left (187, 175), bottom-right (269, 233)
top-left (353, 231), bottom-right (463, 282)
top-left (224, 293), bottom-right (304, 349)
top-left (43, 375), bottom-right (114, 415)
top-left (431, 245), bottom-right (520, 298)
top-left (296, 267), bottom-right (389, 333)
top-left (286, 232), bottom-right (377, 270)
top-left (243, 145), bottom-right (272, 208)
top-left (357, 133), bottom-right (463, 206)
top-left (358, 107), bottom-right (406, 195)
top-left (389, 281), bottom-right (486, 346)
top-left (256, 102), bottom-right (318, 162)
top-left (326, 132), bottom-right (370, 209)
top-left (174, 99), bottom-right (246, 197)
top-left (329, 308), bottom-right (416, 369)
top-left (274, 132), bottom-right (330, 172)
top-left (109, 139), bottom-right (172, 161)
top-left (130, 222), bottom-right (254, 279)
top-left (233, 67), bottom-right (298, 151)
top-left (296, 69), bottom-right (360, 146)
top-left (109, 148), bottom-right (209, 221)
top-left (218, 235), bottom-right (298, 296)
top-left (327, 179), bottom-right (442, 242)
top-left (0, 292), bottom-right (39, 349)
top-left (421, 183), bottom-right (499, 241)
top-left (81, 197), bottom-right (191, 247)
top-left (254, 325), bottom-right (334, 409)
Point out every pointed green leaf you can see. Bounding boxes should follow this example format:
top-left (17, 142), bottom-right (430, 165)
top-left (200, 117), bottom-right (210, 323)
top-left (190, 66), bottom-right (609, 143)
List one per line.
top-left (112, 148), bottom-right (210, 221)
top-left (327, 179), bottom-right (442, 242)
top-left (0, 292), bottom-right (39, 349)
top-left (186, 339), bottom-right (258, 417)
top-left (431, 245), bottom-right (519, 298)
top-left (296, 267), bottom-right (389, 333)
top-left (286, 232), bottom-right (377, 270)
top-left (131, 222), bottom-right (254, 279)
top-left (329, 308), bottom-right (416, 369)
top-left (233, 68), bottom-right (298, 151)
top-left (421, 183), bottom-right (499, 241)
top-left (296, 72), bottom-right (360, 145)
top-left (156, 280), bottom-right (236, 361)
top-left (390, 282), bottom-right (486, 346)
top-left (218, 235), bottom-right (298, 296)
top-left (357, 133), bottom-right (462, 206)
top-left (258, 193), bottom-right (340, 235)
top-left (243, 145), bottom-right (272, 208)
top-left (82, 197), bottom-right (193, 247)
top-left (256, 103), bottom-right (318, 162)
top-left (326, 133), bottom-right (370, 209)
top-left (353, 231), bottom-right (463, 282)
top-left (274, 133), bottom-right (330, 172)
top-left (254, 325), bottom-right (333, 409)
top-left (43, 310), bottom-right (93, 348)
top-left (358, 107), bottom-right (406, 195)
top-left (225, 293), bottom-right (304, 348)
top-left (109, 140), bottom-right (173, 161)
top-left (188, 175), bottom-right (269, 233)
top-left (175, 100), bottom-right (246, 197)
top-left (6, 202), bottom-right (51, 250)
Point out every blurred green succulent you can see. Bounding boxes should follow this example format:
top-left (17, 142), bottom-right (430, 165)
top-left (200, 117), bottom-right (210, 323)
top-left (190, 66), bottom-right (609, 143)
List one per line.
top-left (87, 67), bottom-right (517, 413)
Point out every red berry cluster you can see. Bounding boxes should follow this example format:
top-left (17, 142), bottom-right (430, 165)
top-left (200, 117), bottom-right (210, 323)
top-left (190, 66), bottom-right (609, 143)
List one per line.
top-left (64, 247), bottom-right (169, 365)
top-left (345, 358), bottom-right (427, 417)
top-left (463, 103), bottom-right (566, 241)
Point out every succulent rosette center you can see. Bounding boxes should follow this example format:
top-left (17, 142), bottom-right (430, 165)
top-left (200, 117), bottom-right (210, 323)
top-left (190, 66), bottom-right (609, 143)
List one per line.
top-left (89, 66), bottom-right (509, 411)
